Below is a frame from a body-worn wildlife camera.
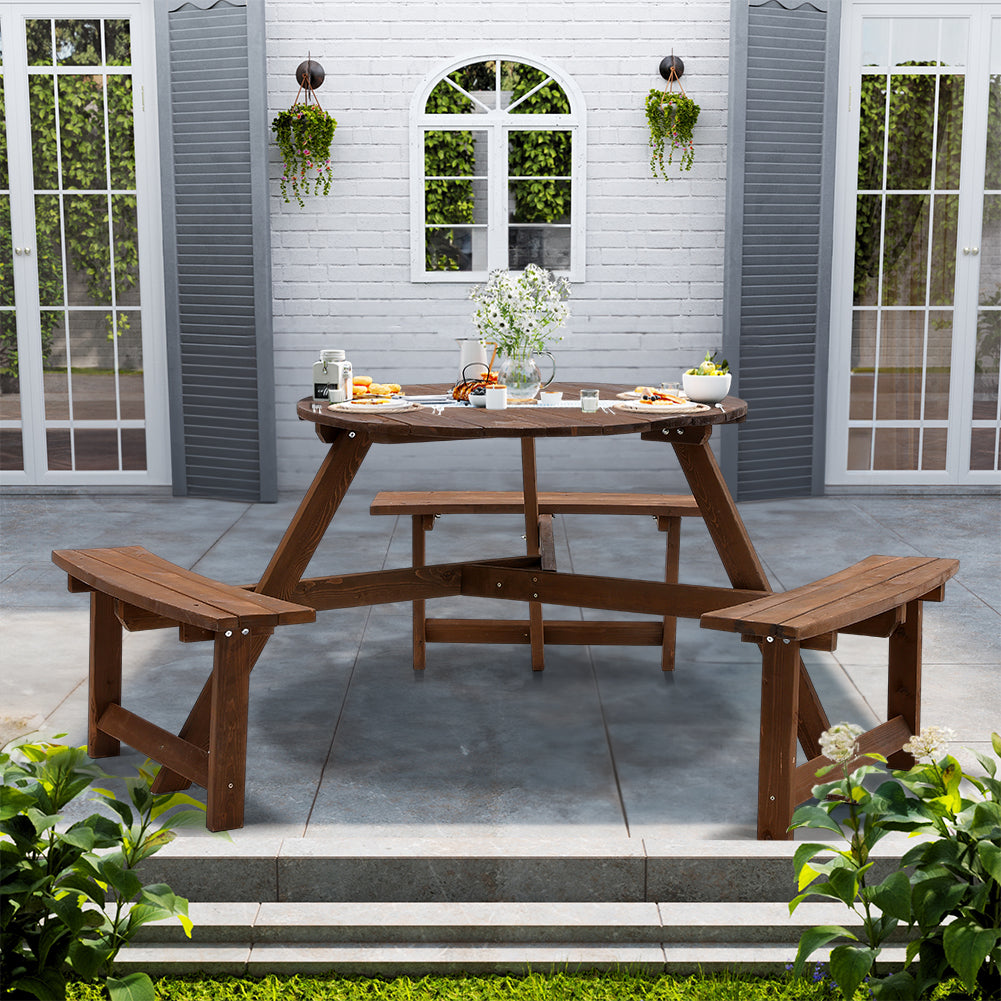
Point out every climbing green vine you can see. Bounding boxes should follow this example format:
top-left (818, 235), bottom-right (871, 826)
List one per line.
top-left (645, 88), bottom-right (700, 178)
top-left (271, 103), bottom-right (337, 208)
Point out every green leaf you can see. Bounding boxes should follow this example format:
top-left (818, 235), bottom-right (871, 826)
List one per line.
top-left (792, 924), bottom-right (857, 977)
top-left (67, 936), bottom-right (111, 980)
top-left (977, 840), bottom-right (1001, 883)
top-left (869, 971), bottom-right (918, 999)
top-left (828, 864), bottom-right (862, 907)
top-left (991, 731), bottom-right (1001, 759)
top-left (789, 804), bottom-right (845, 835)
top-left (107, 972), bottom-right (157, 1001)
top-left (943, 916), bottom-right (1001, 991)
top-left (868, 869), bottom-right (912, 922)
top-left (10, 969), bottom-right (68, 1001)
top-left (98, 857), bottom-right (142, 900)
top-left (830, 943), bottom-right (879, 1001)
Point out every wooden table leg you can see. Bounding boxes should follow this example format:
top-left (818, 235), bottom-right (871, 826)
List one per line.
top-left (152, 430), bottom-right (371, 794)
top-left (886, 598), bottom-right (921, 769)
top-left (658, 515), bottom-right (681, 671)
top-left (757, 638), bottom-right (800, 840)
top-left (669, 428), bottom-right (829, 757)
top-left (412, 513), bottom-right (434, 670)
top-left (521, 438), bottom-right (546, 671)
top-left (89, 591), bottom-right (122, 758)
top-left (206, 630), bottom-right (253, 832)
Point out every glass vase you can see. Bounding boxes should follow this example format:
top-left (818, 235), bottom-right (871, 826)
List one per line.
top-left (497, 350), bottom-right (556, 401)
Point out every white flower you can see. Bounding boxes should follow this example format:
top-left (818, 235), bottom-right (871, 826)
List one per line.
top-left (819, 723), bottom-right (864, 764)
top-left (903, 726), bottom-right (956, 762)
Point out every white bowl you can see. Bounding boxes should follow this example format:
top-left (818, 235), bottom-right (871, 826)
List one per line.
top-left (683, 372), bottom-right (731, 404)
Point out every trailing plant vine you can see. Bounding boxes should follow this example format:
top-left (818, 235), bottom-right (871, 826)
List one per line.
top-left (645, 87), bottom-right (700, 179)
top-left (271, 102), bottom-right (337, 208)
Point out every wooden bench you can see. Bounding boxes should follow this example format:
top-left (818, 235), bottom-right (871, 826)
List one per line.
top-left (51, 546), bottom-right (315, 832)
top-left (370, 490), bottom-right (704, 670)
top-left (700, 554), bottom-right (959, 840)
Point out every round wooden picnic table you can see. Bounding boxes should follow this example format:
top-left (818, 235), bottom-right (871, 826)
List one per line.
top-left (296, 383), bottom-right (747, 443)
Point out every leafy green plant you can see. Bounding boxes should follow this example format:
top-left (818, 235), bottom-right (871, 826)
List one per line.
top-left (1, 739), bottom-right (205, 1001)
top-left (645, 88), bottom-right (700, 178)
top-left (790, 724), bottom-right (1001, 1000)
top-left (271, 103), bottom-right (337, 208)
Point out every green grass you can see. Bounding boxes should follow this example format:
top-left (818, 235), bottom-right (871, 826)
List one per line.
top-left (63, 970), bottom-right (980, 1000)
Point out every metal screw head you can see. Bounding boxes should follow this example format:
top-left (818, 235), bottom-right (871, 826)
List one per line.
top-left (225, 630), bottom-right (233, 637)
top-left (228, 782), bottom-right (234, 789)
top-left (496, 582), bottom-right (502, 588)
top-left (349, 431), bottom-right (356, 438)
top-left (765, 636), bottom-right (774, 643)
top-left (242, 628), bottom-right (250, 635)
top-left (533, 593), bottom-right (538, 598)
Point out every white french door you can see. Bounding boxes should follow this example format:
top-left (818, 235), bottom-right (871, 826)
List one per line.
top-left (0, 2), bottom-right (169, 485)
top-left (827, 2), bottom-right (1001, 485)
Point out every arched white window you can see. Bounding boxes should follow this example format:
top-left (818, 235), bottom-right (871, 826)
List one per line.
top-left (411, 55), bottom-right (586, 282)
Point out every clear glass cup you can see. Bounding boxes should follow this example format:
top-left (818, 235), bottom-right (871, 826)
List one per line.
top-left (580, 389), bottom-right (599, 413)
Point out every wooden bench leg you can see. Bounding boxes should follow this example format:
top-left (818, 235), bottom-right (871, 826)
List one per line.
top-left (89, 591), bottom-right (122, 759)
top-left (412, 514), bottom-right (434, 671)
top-left (887, 598), bottom-right (921, 770)
top-left (657, 515), bottom-right (681, 671)
top-left (206, 630), bottom-right (253, 832)
top-left (757, 638), bottom-right (800, 840)
top-left (520, 438), bottom-right (545, 672)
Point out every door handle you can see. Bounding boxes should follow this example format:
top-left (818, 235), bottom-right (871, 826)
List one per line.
top-left (963, 246), bottom-right (981, 255)
top-left (13, 247), bottom-right (33, 256)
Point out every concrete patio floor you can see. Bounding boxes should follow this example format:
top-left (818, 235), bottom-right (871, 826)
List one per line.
top-left (1, 481), bottom-right (999, 903)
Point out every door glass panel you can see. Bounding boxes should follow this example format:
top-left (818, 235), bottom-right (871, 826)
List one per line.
top-left (25, 20), bottom-right (52, 65)
top-left (118, 311), bottom-right (143, 420)
top-left (884, 75), bottom-right (933, 190)
top-left (59, 75), bottom-right (108, 189)
top-left (925, 311), bottom-right (953, 420)
top-left (28, 76), bottom-right (57, 189)
top-left (41, 313), bottom-right (68, 418)
top-left (55, 20), bottom-right (102, 66)
top-left (922, 428), bottom-right (948, 469)
top-left (0, 67), bottom-right (21, 471)
top-left (73, 428), bottom-right (118, 469)
top-left (104, 20), bottom-right (130, 66)
top-left (107, 77), bottom-right (135, 188)
top-left (936, 77), bottom-right (964, 189)
top-left (881, 195), bottom-right (929, 305)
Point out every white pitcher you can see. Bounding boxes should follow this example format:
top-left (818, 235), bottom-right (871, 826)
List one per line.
top-left (456, 338), bottom-right (489, 381)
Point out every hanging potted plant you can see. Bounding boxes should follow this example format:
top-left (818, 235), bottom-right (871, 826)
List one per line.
top-left (645, 83), bottom-right (700, 179)
top-left (271, 59), bottom-right (337, 208)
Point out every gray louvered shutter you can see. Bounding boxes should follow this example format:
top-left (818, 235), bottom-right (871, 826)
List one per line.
top-left (721, 0), bottom-right (840, 499)
top-left (155, 0), bottom-right (276, 501)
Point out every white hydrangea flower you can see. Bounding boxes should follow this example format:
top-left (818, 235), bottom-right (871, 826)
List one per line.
top-left (902, 725), bottom-right (956, 762)
top-left (819, 723), bottom-right (864, 764)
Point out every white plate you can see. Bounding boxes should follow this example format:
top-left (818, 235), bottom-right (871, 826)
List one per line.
top-left (328, 399), bottom-right (422, 413)
top-left (613, 400), bottom-right (710, 414)
top-left (616, 388), bottom-right (689, 400)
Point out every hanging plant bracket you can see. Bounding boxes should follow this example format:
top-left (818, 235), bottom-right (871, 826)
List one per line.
top-left (645, 52), bottom-right (700, 179)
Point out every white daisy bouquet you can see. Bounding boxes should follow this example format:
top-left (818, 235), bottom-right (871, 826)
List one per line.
top-left (469, 264), bottom-right (570, 359)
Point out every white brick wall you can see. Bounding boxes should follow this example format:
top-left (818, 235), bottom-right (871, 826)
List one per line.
top-left (265, 1), bottom-right (732, 492)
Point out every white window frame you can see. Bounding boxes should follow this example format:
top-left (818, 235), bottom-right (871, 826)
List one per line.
top-left (410, 52), bottom-right (586, 283)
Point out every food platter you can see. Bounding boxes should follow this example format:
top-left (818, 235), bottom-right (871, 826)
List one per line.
top-left (613, 400), bottom-right (710, 414)
top-left (328, 399), bottom-right (422, 413)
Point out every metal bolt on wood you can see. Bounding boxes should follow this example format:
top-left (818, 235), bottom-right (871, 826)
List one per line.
top-left (225, 630), bottom-right (233, 637)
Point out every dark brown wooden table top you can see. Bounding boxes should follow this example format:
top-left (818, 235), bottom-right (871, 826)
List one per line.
top-left (297, 383), bottom-right (747, 443)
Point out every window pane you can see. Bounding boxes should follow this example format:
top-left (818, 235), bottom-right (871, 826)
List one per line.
top-left (104, 20), bottom-right (131, 66)
top-left (921, 428), bottom-right (947, 469)
top-left (882, 195), bottom-right (929, 306)
top-left (66, 311), bottom-right (117, 420)
top-left (885, 75), bottom-right (933, 191)
top-left (986, 72), bottom-right (1001, 189)
top-left (508, 129), bottom-right (571, 178)
top-left (509, 180), bottom-right (571, 224)
top-left (0, 429), bottom-right (24, 472)
top-left (935, 76), bottom-right (963, 190)
top-left (0, 310), bottom-right (18, 427)
top-left (970, 428), bottom-right (999, 470)
top-left (64, 196), bottom-right (111, 306)
top-left (0, 80), bottom-right (7, 189)
top-left (55, 20), bottom-right (102, 66)
top-left (0, 195), bottom-right (11, 308)
top-left (107, 76), bottom-right (136, 189)
top-left (850, 311), bottom-right (876, 419)
top-left (854, 194), bottom-right (881, 306)
top-left (974, 309), bottom-right (1000, 420)
top-left (449, 61), bottom-right (495, 109)
top-left (847, 427), bottom-right (873, 470)
top-left (73, 428), bottom-right (119, 470)
top-left (59, 76), bottom-right (108, 190)
top-left (862, 19), bottom-right (890, 67)
top-left (39, 311), bottom-right (64, 390)
top-left (112, 195), bottom-right (140, 304)
top-left (425, 227), bottom-right (484, 272)
top-left (873, 427), bottom-right (919, 470)
top-left (121, 428), bottom-right (146, 470)
top-left (508, 226), bottom-right (570, 270)
top-left (29, 75), bottom-right (58, 190)
top-left (876, 310), bottom-right (924, 420)
top-left (425, 79), bottom-right (474, 114)
top-left (424, 130), bottom-right (477, 177)
top-left (425, 179), bottom-right (475, 225)
top-left (117, 311), bottom-right (144, 420)
top-left (929, 194), bottom-right (959, 306)
top-left (857, 75), bottom-right (886, 190)
top-left (503, 62), bottom-right (570, 113)
top-left (46, 428), bottom-right (72, 470)
top-left (892, 19), bottom-right (939, 66)
top-left (26, 20), bottom-right (52, 65)
top-left (940, 19), bottom-right (969, 68)
top-left (982, 195), bottom-right (1001, 305)
top-left (35, 194), bottom-right (64, 306)
top-left (925, 310), bottom-right (953, 420)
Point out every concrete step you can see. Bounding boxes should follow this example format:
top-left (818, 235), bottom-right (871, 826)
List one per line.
top-left (122, 901), bottom-right (913, 976)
